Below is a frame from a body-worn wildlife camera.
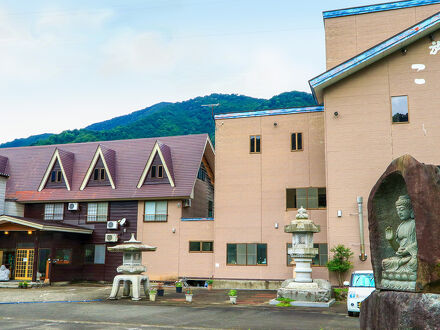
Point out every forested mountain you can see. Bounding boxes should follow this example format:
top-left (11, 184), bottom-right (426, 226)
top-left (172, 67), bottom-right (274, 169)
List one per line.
top-left (0, 91), bottom-right (316, 148)
top-left (0, 133), bottom-right (54, 148)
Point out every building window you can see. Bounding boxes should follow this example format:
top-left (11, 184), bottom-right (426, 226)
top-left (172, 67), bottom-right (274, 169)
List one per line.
top-left (286, 188), bottom-right (326, 209)
top-left (151, 165), bottom-right (163, 178)
top-left (391, 95), bottom-right (409, 123)
top-left (208, 200), bottom-right (214, 217)
top-left (144, 201), bottom-right (168, 222)
top-left (189, 241), bottom-right (214, 253)
top-left (50, 170), bottom-right (62, 183)
top-left (87, 202), bottom-right (108, 222)
top-left (250, 135), bottom-right (261, 153)
top-left (291, 133), bottom-right (303, 151)
top-left (93, 168), bottom-right (106, 181)
top-left (197, 167), bottom-right (206, 181)
top-left (286, 243), bottom-right (328, 266)
top-left (44, 203), bottom-right (64, 220)
top-left (55, 249), bottom-right (72, 264)
top-left (84, 245), bottom-right (106, 264)
top-left (226, 243), bottom-right (267, 265)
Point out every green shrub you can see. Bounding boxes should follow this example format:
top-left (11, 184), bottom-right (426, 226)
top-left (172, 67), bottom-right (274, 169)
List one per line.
top-left (175, 281), bottom-right (183, 287)
top-left (333, 288), bottom-right (348, 301)
top-left (207, 279), bottom-right (214, 285)
top-left (326, 244), bottom-right (354, 286)
top-left (228, 289), bottom-right (237, 296)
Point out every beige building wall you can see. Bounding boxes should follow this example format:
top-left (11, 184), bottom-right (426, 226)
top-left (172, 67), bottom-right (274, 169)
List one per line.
top-left (214, 111), bottom-right (327, 280)
top-left (323, 33), bottom-right (440, 282)
top-left (324, 3), bottom-right (440, 69)
top-left (137, 198), bottom-right (215, 281)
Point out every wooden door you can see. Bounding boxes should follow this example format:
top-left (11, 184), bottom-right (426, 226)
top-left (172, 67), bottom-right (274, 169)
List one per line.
top-left (15, 249), bottom-right (34, 280)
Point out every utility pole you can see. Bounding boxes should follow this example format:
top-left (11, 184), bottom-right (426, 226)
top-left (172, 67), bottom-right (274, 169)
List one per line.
top-left (201, 104), bottom-right (220, 120)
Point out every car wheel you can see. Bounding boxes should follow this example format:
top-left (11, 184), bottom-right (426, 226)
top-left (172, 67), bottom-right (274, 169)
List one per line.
top-left (348, 311), bottom-right (354, 317)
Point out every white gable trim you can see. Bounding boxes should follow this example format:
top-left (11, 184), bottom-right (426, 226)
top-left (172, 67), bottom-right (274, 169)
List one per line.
top-left (0, 215), bottom-right (92, 234)
top-left (79, 146), bottom-right (116, 190)
top-left (137, 142), bottom-right (175, 188)
top-left (38, 149), bottom-right (71, 191)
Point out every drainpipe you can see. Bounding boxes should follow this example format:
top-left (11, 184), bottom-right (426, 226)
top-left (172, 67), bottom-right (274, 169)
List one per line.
top-left (357, 196), bottom-right (368, 261)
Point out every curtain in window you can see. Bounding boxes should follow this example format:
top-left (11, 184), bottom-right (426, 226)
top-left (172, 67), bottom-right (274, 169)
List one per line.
top-left (97, 202), bottom-right (108, 222)
top-left (44, 204), bottom-right (63, 220)
top-left (144, 201), bottom-right (167, 221)
top-left (155, 201), bottom-right (167, 221)
top-left (296, 188), bottom-right (307, 209)
top-left (237, 244), bottom-right (247, 265)
top-left (94, 245), bottom-right (106, 264)
top-left (87, 203), bottom-right (98, 222)
top-left (44, 204), bottom-right (55, 220)
top-left (247, 244), bottom-right (257, 265)
top-left (144, 202), bottom-right (156, 221)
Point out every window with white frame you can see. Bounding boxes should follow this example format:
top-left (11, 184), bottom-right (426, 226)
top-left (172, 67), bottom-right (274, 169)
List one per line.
top-left (87, 202), bottom-right (108, 222)
top-left (44, 203), bottom-right (64, 220)
top-left (144, 201), bottom-right (168, 222)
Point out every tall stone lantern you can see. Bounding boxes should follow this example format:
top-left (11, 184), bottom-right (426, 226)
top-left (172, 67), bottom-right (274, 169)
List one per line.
top-left (276, 207), bottom-right (334, 307)
top-left (285, 207), bottom-right (320, 283)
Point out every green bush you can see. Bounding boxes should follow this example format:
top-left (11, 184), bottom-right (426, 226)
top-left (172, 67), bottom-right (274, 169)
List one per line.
top-left (326, 244), bottom-right (354, 286)
top-left (228, 289), bottom-right (237, 297)
top-left (333, 288), bottom-right (348, 301)
top-left (175, 281), bottom-right (183, 288)
top-left (207, 279), bottom-right (214, 285)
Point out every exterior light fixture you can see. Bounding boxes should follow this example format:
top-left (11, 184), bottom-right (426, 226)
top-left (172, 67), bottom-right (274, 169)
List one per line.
top-left (27, 230), bottom-right (32, 235)
top-left (172, 228), bottom-right (176, 233)
top-left (4, 231), bottom-right (9, 235)
top-left (274, 223), bottom-right (279, 229)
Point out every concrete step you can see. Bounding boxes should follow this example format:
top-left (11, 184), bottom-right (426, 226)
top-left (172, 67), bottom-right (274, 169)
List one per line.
top-left (0, 281), bottom-right (37, 288)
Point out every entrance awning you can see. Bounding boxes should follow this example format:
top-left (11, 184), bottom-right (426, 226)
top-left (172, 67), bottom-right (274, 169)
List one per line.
top-left (0, 215), bottom-right (93, 234)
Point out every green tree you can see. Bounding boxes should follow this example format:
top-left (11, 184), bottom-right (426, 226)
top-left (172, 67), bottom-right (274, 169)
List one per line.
top-left (326, 244), bottom-right (354, 286)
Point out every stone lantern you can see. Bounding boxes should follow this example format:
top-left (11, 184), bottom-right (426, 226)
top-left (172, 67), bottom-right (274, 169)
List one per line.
top-left (276, 207), bottom-right (334, 307)
top-left (108, 233), bottom-right (156, 300)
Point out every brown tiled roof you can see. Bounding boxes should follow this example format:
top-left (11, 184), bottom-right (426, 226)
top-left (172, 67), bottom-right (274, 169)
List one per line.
top-left (0, 134), bottom-right (212, 202)
top-left (57, 148), bottom-right (75, 189)
top-left (0, 155), bottom-right (8, 177)
top-left (100, 145), bottom-right (116, 185)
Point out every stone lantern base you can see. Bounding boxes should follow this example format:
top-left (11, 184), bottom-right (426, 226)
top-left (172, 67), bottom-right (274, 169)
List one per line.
top-left (275, 279), bottom-right (334, 307)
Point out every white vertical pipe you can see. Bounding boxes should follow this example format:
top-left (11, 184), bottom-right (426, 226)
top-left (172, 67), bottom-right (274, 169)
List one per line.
top-left (357, 196), bottom-right (367, 261)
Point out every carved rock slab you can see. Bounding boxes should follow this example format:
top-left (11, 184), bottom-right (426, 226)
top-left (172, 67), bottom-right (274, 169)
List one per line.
top-left (368, 155), bottom-right (440, 293)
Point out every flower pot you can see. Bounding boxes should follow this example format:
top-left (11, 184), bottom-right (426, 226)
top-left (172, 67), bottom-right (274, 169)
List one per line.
top-left (149, 294), bottom-right (156, 302)
top-left (207, 284), bottom-right (212, 291)
top-left (229, 296), bottom-right (237, 304)
top-left (157, 289), bottom-right (164, 296)
top-left (185, 294), bottom-right (193, 302)
top-left (176, 287), bottom-right (182, 293)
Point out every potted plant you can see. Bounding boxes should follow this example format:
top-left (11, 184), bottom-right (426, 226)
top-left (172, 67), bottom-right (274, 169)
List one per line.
top-left (23, 281), bottom-right (29, 289)
top-left (228, 289), bottom-right (237, 304)
top-left (175, 281), bottom-right (183, 293)
top-left (18, 282), bottom-right (23, 289)
top-left (157, 282), bottom-right (164, 296)
top-left (185, 288), bottom-right (193, 302)
top-left (206, 279), bottom-right (213, 291)
top-left (149, 288), bottom-right (157, 301)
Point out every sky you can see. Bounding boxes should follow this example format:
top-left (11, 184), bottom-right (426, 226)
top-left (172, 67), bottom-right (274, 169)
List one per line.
top-left (0, 0), bottom-right (397, 143)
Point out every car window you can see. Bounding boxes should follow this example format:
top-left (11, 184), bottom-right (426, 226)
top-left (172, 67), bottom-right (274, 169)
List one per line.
top-left (351, 273), bottom-right (375, 287)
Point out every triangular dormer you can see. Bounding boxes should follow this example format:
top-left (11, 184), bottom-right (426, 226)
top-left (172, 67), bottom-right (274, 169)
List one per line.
top-left (80, 145), bottom-right (116, 190)
top-left (38, 148), bottom-right (74, 191)
top-left (137, 141), bottom-right (175, 188)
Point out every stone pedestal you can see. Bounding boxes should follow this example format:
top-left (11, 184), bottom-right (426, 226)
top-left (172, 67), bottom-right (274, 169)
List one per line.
top-left (277, 208), bottom-right (333, 307)
top-left (360, 290), bottom-right (440, 329)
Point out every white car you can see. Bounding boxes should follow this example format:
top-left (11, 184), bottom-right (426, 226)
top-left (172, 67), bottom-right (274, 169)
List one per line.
top-left (344, 270), bottom-right (375, 317)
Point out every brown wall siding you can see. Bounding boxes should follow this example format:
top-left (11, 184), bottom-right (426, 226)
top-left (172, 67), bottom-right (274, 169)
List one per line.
top-left (182, 177), bottom-right (214, 218)
top-left (144, 154), bottom-right (169, 185)
top-left (86, 158), bottom-right (111, 187)
top-left (23, 201), bottom-right (138, 282)
top-left (324, 4), bottom-right (440, 69)
top-left (44, 160), bottom-right (67, 189)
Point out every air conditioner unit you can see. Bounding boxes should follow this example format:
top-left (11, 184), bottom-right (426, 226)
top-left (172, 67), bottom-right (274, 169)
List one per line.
top-left (105, 233), bottom-right (118, 242)
top-left (107, 221), bottom-right (118, 230)
top-left (183, 199), bottom-right (192, 208)
top-left (68, 203), bottom-right (79, 211)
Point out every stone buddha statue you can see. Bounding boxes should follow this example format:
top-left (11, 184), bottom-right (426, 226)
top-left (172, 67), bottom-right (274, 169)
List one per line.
top-left (381, 194), bottom-right (418, 290)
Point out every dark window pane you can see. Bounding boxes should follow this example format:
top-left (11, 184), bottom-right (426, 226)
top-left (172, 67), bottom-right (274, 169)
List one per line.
top-left (255, 136), bottom-right (261, 152)
top-left (227, 244), bottom-right (237, 264)
top-left (257, 244), bottom-right (267, 265)
top-left (51, 171), bottom-right (56, 182)
top-left (189, 241), bottom-right (201, 252)
top-left (100, 169), bottom-right (105, 180)
top-left (158, 166), bottom-right (163, 178)
top-left (84, 245), bottom-right (94, 263)
top-left (202, 241), bottom-right (213, 252)
top-left (55, 249), bottom-right (72, 264)
top-left (291, 133), bottom-right (297, 150)
top-left (93, 169), bottom-right (99, 180)
top-left (392, 96), bottom-right (408, 123)
top-left (57, 171), bottom-right (62, 182)
top-left (250, 136), bottom-right (255, 153)
top-left (286, 189), bottom-right (296, 208)
top-left (208, 201), bottom-right (213, 217)
top-left (297, 133), bottom-right (303, 150)
top-left (151, 166), bottom-right (156, 178)
top-left (318, 188), bottom-right (327, 208)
